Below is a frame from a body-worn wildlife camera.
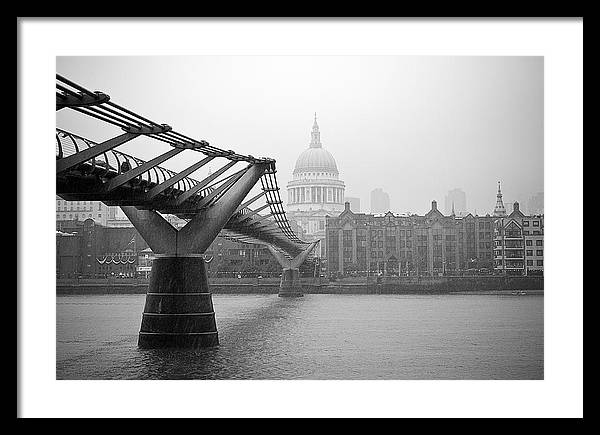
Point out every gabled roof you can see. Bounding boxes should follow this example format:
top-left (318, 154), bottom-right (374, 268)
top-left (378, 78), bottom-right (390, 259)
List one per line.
top-left (504, 219), bottom-right (522, 230)
top-left (508, 208), bottom-right (526, 219)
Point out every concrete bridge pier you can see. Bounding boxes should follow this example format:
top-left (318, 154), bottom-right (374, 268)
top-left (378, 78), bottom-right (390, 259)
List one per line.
top-left (267, 241), bottom-right (319, 298)
top-left (139, 255), bottom-right (218, 348)
top-left (279, 268), bottom-right (303, 297)
top-left (121, 163), bottom-right (268, 349)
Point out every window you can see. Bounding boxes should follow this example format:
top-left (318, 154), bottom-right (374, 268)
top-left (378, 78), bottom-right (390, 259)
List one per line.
top-left (406, 230), bottom-right (412, 237)
top-left (536, 250), bottom-right (543, 256)
top-left (526, 240), bottom-right (533, 246)
top-left (536, 240), bottom-right (543, 246)
top-left (537, 260), bottom-right (543, 266)
top-left (527, 260), bottom-right (533, 266)
top-left (526, 250), bottom-right (533, 256)
top-left (523, 231), bottom-right (529, 235)
top-left (533, 221), bottom-right (540, 227)
top-left (523, 221), bottom-right (530, 227)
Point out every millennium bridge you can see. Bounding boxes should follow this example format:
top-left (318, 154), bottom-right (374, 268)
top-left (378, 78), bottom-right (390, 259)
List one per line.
top-left (56, 74), bottom-right (319, 348)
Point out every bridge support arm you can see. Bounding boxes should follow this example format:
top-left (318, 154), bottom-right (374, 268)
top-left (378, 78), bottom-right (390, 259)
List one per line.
top-left (177, 163), bottom-right (268, 254)
top-left (119, 206), bottom-right (178, 254)
top-left (267, 241), bottom-right (319, 297)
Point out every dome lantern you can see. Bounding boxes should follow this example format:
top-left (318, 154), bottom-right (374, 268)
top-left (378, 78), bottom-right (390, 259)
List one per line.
top-left (293, 113), bottom-right (339, 176)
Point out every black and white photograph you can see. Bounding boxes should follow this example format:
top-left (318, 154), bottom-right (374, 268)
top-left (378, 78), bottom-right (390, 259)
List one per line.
top-left (18, 18), bottom-right (583, 418)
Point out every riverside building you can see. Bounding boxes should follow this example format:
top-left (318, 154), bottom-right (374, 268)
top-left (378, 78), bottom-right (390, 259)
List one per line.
top-left (325, 200), bottom-right (495, 277)
top-left (493, 201), bottom-right (544, 276)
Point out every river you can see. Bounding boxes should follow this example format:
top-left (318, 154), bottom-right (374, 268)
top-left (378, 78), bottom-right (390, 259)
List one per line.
top-left (56, 293), bottom-right (543, 380)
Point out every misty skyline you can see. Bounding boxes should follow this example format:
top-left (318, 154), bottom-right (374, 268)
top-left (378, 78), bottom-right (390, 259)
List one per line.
top-left (56, 56), bottom-right (543, 216)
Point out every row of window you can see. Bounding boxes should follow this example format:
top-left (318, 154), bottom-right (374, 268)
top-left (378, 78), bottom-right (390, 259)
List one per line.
top-left (342, 237), bottom-right (496, 251)
top-left (58, 207), bottom-right (99, 212)
top-left (525, 230), bottom-right (542, 236)
top-left (495, 259), bottom-right (543, 266)
top-left (522, 220), bottom-right (542, 227)
top-left (527, 260), bottom-right (544, 266)
top-left (57, 213), bottom-right (102, 220)
top-left (526, 250), bottom-right (544, 256)
top-left (57, 200), bottom-right (104, 210)
top-left (526, 239), bottom-right (543, 246)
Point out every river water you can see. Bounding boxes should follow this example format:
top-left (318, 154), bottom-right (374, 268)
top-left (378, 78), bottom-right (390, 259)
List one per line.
top-left (56, 293), bottom-right (543, 380)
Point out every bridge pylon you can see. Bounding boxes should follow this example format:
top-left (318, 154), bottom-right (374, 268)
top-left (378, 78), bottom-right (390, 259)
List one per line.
top-left (121, 163), bottom-right (269, 349)
top-left (267, 241), bottom-right (320, 297)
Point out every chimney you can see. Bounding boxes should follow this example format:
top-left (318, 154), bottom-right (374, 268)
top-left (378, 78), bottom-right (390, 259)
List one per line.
top-left (344, 201), bottom-right (351, 211)
top-left (431, 200), bottom-right (437, 211)
top-left (513, 201), bottom-right (520, 212)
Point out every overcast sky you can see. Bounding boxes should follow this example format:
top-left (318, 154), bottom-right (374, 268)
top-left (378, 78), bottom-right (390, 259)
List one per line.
top-left (57, 56), bottom-right (543, 215)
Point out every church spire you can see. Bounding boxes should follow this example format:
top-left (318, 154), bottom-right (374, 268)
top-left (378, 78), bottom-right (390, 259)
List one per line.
top-left (310, 112), bottom-right (322, 148)
top-left (493, 181), bottom-right (507, 217)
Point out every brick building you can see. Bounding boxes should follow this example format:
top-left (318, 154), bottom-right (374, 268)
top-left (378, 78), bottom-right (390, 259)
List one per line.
top-left (326, 200), bottom-right (496, 277)
top-left (56, 219), bottom-right (148, 278)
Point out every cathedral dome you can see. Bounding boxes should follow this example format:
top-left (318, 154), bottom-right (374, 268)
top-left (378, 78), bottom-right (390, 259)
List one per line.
top-left (293, 147), bottom-right (338, 175)
top-left (293, 113), bottom-right (339, 176)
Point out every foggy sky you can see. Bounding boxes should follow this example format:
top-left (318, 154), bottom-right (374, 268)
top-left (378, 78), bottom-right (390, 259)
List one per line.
top-left (57, 56), bottom-right (543, 215)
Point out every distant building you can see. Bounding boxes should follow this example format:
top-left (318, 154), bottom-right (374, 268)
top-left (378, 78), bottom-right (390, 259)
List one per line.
top-left (136, 248), bottom-right (155, 279)
top-left (286, 114), bottom-right (345, 257)
top-left (56, 197), bottom-right (112, 226)
top-left (493, 202), bottom-right (544, 276)
top-left (106, 206), bottom-right (133, 228)
top-left (493, 182), bottom-right (507, 217)
top-left (370, 188), bottom-right (390, 214)
top-left (444, 188), bottom-right (467, 216)
top-left (326, 200), bottom-right (495, 277)
top-left (527, 192), bottom-right (544, 215)
top-left (56, 219), bottom-right (148, 279)
top-left (163, 214), bottom-right (188, 229)
top-left (204, 238), bottom-right (295, 278)
top-left (345, 196), bottom-right (361, 213)
top-left (56, 219), bottom-right (286, 279)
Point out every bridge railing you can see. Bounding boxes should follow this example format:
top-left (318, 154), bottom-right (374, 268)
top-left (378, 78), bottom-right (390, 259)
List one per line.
top-left (56, 128), bottom-right (208, 196)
